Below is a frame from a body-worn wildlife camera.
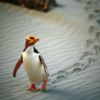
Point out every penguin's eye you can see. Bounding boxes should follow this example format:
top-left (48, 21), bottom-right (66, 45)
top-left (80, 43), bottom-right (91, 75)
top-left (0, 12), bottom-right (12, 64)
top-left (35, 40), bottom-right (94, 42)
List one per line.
top-left (30, 37), bottom-right (34, 39)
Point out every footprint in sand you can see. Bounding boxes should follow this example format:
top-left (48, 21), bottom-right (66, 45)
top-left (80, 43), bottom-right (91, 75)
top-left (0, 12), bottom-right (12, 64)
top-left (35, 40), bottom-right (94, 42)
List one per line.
top-left (94, 9), bottom-right (100, 13)
top-left (86, 39), bottom-right (94, 48)
top-left (86, 1), bottom-right (92, 5)
top-left (88, 57), bottom-right (97, 64)
top-left (88, 13), bottom-right (97, 20)
top-left (88, 25), bottom-right (96, 33)
top-left (51, 74), bottom-right (66, 85)
top-left (93, 45), bottom-right (100, 55)
top-left (96, 19), bottom-right (100, 25)
top-left (96, 32), bottom-right (100, 41)
top-left (57, 75), bottom-right (65, 80)
top-left (79, 51), bottom-right (94, 60)
top-left (73, 62), bottom-right (84, 67)
top-left (57, 70), bottom-right (65, 74)
top-left (72, 68), bottom-right (82, 73)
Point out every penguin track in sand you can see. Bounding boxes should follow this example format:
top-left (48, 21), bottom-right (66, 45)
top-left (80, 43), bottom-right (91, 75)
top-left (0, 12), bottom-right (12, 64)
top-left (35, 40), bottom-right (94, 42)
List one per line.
top-left (88, 25), bottom-right (96, 33)
top-left (88, 13), bottom-right (97, 21)
top-left (86, 39), bottom-right (94, 48)
top-left (96, 32), bottom-right (100, 41)
top-left (49, 0), bottom-right (100, 86)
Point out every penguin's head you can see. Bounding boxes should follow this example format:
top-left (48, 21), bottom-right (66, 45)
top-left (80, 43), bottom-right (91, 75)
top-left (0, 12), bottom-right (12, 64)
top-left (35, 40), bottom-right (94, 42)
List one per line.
top-left (26, 36), bottom-right (39, 46)
top-left (24, 36), bottom-right (39, 51)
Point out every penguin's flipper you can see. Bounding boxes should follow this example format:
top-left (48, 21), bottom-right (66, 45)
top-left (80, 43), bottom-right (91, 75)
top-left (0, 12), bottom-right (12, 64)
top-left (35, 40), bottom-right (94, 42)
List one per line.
top-left (39, 55), bottom-right (49, 79)
top-left (13, 56), bottom-right (23, 77)
top-left (33, 46), bottom-right (49, 78)
top-left (33, 46), bottom-right (40, 53)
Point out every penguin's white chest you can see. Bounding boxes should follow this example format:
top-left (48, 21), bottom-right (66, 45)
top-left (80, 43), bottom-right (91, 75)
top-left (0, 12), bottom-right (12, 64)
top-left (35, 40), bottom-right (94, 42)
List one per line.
top-left (22, 52), bottom-right (45, 82)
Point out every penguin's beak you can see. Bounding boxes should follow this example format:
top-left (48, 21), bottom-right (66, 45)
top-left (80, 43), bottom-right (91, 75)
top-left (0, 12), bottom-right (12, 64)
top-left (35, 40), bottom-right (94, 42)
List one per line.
top-left (34, 37), bottom-right (39, 43)
top-left (26, 36), bottom-right (39, 45)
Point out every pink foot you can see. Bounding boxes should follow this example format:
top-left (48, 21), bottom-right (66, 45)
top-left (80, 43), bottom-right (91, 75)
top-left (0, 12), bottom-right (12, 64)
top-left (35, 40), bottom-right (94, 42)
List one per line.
top-left (27, 83), bottom-right (36, 91)
top-left (40, 80), bottom-right (48, 91)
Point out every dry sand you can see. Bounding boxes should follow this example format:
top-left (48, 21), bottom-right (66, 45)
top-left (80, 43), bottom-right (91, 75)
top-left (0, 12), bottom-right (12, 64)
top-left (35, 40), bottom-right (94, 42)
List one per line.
top-left (0, 0), bottom-right (100, 100)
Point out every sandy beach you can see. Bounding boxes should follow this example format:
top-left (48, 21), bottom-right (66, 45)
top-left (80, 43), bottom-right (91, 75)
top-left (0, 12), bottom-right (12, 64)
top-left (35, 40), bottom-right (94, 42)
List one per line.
top-left (0, 0), bottom-right (100, 100)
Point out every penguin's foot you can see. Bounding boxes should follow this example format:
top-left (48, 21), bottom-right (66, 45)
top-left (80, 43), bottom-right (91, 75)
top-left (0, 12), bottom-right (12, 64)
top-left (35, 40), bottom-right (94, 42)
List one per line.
top-left (40, 80), bottom-right (47, 91)
top-left (27, 83), bottom-right (36, 92)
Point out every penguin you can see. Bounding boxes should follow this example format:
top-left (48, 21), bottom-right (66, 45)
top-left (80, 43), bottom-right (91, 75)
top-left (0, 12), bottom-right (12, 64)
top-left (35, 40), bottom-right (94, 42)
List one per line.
top-left (13, 36), bottom-right (49, 91)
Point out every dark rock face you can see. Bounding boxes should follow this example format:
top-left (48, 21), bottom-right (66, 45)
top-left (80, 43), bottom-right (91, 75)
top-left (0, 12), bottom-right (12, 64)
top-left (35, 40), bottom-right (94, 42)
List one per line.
top-left (0, 0), bottom-right (57, 12)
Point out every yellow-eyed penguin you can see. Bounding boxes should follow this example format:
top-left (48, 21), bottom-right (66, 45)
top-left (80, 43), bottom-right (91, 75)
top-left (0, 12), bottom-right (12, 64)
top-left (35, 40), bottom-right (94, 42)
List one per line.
top-left (13, 36), bottom-right (49, 91)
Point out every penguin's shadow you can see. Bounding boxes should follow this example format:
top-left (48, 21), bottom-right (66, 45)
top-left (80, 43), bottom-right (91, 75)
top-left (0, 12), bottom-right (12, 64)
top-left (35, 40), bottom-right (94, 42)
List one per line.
top-left (46, 88), bottom-right (78, 100)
